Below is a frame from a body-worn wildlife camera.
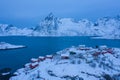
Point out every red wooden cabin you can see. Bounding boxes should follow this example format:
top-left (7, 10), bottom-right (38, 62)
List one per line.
top-left (31, 58), bottom-right (39, 63)
top-left (38, 56), bottom-right (46, 61)
top-left (29, 62), bottom-right (39, 69)
top-left (61, 54), bottom-right (69, 59)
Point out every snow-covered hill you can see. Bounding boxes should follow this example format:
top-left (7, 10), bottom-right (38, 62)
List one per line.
top-left (10, 45), bottom-right (120, 80)
top-left (0, 13), bottom-right (120, 39)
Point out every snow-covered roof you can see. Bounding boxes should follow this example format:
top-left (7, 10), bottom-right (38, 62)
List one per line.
top-left (39, 56), bottom-right (45, 59)
top-left (69, 48), bottom-right (76, 52)
top-left (31, 62), bottom-right (39, 66)
top-left (46, 55), bottom-right (53, 57)
top-left (31, 58), bottom-right (38, 61)
top-left (61, 53), bottom-right (69, 57)
top-left (99, 45), bottom-right (107, 49)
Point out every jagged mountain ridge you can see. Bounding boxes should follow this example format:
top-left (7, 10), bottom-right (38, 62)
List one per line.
top-left (0, 13), bottom-right (120, 38)
top-left (34, 13), bottom-right (60, 36)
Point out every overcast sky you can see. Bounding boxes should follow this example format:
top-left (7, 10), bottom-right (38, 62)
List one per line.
top-left (0, 0), bottom-right (120, 27)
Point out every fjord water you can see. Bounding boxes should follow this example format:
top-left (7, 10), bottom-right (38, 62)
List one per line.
top-left (0, 36), bottom-right (120, 72)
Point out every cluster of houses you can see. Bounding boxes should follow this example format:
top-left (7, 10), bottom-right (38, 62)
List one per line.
top-left (24, 55), bottom-right (53, 69)
top-left (24, 45), bottom-right (114, 70)
top-left (93, 45), bottom-right (114, 57)
top-left (25, 52), bottom-right (73, 70)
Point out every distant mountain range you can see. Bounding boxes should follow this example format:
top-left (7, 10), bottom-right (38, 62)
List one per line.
top-left (0, 13), bottom-right (120, 39)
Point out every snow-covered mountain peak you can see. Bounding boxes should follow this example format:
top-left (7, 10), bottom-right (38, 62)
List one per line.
top-left (0, 24), bottom-right (9, 31)
top-left (0, 24), bottom-right (16, 34)
top-left (44, 12), bottom-right (55, 21)
top-left (34, 13), bottom-right (60, 35)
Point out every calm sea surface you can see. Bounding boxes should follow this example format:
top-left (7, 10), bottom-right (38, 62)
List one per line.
top-left (0, 36), bottom-right (120, 72)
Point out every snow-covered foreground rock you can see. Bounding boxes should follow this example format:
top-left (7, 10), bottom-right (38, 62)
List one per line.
top-left (10, 45), bottom-right (120, 80)
top-left (0, 42), bottom-right (26, 50)
top-left (0, 13), bottom-right (120, 39)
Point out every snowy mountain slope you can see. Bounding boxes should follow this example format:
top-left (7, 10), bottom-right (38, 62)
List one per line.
top-left (10, 45), bottom-right (120, 80)
top-left (0, 14), bottom-right (120, 39)
top-left (58, 18), bottom-right (94, 36)
top-left (92, 17), bottom-right (120, 39)
top-left (0, 24), bottom-right (33, 36)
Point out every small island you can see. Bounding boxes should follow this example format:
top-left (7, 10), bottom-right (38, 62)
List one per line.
top-left (0, 42), bottom-right (26, 50)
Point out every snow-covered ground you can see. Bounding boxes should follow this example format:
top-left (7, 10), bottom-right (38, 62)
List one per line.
top-left (0, 42), bottom-right (25, 50)
top-left (10, 45), bottom-right (120, 80)
top-left (0, 13), bottom-right (120, 39)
